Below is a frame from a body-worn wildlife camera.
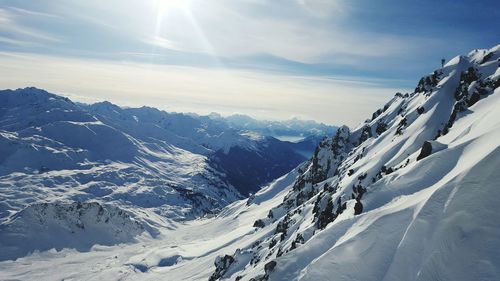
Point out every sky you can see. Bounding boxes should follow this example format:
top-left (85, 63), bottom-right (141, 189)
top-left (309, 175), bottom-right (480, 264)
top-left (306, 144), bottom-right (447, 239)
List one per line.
top-left (0, 0), bottom-right (498, 126)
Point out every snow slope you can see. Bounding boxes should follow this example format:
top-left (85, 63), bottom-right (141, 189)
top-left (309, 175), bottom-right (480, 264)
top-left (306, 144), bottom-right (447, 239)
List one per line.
top-left (0, 45), bottom-right (499, 280)
top-left (0, 165), bottom-right (302, 280)
top-left (203, 44), bottom-right (500, 281)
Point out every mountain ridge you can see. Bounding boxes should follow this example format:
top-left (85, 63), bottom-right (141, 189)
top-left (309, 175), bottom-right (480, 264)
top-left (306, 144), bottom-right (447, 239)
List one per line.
top-left (206, 44), bottom-right (500, 280)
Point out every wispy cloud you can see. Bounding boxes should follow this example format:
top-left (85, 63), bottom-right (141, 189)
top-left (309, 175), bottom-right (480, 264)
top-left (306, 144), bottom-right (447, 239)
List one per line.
top-left (6, 6), bottom-right (61, 19)
top-left (147, 36), bottom-right (181, 51)
top-left (139, 0), bottom-right (440, 66)
top-left (1, 0), bottom-right (433, 66)
top-left (0, 0), bottom-right (489, 75)
top-left (0, 36), bottom-right (43, 47)
top-left (0, 7), bottom-right (63, 46)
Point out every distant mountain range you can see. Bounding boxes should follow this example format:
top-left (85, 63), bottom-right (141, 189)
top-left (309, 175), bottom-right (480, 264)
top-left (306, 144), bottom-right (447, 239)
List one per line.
top-left (205, 112), bottom-right (337, 141)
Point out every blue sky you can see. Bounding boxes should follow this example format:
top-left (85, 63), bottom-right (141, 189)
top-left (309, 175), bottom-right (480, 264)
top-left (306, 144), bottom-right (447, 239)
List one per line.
top-left (0, 0), bottom-right (498, 126)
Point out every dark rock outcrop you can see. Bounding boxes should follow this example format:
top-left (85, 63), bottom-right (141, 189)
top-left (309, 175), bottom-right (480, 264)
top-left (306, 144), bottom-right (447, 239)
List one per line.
top-left (416, 141), bottom-right (433, 161)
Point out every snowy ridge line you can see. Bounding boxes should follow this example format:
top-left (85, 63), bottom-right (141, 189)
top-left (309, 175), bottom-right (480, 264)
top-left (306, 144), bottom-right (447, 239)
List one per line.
top-left (208, 45), bottom-right (500, 280)
top-left (0, 201), bottom-right (154, 261)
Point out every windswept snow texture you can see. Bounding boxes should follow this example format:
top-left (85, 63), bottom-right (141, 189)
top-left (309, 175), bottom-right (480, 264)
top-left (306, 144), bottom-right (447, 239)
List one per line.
top-left (0, 45), bottom-right (499, 281)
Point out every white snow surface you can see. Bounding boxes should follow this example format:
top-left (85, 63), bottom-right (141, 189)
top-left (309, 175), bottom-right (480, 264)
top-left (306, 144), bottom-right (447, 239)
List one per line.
top-left (0, 45), bottom-right (499, 280)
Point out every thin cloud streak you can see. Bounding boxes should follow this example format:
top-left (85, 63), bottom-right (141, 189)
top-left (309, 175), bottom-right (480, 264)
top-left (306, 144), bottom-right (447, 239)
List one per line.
top-left (5, 6), bottom-right (62, 18)
top-left (0, 8), bottom-right (63, 45)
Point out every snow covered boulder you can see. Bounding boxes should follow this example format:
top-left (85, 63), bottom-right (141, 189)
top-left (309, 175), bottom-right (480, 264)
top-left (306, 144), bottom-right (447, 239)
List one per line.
top-left (416, 140), bottom-right (448, 161)
top-left (209, 254), bottom-right (235, 281)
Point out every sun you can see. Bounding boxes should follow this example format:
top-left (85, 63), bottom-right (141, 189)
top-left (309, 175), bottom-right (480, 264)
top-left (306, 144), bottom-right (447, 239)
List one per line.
top-left (153, 0), bottom-right (189, 30)
top-left (153, 0), bottom-right (190, 41)
top-left (155, 0), bottom-right (188, 12)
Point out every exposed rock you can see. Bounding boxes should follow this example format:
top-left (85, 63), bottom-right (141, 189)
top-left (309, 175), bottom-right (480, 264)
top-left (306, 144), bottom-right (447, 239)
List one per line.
top-left (417, 141), bottom-right (433, 161)
top-left (253, 219), bottom-right (265, 228)
top-left (264, 260), bottom-right (277, 274)
top-left (354, 200), bottom-right (363, 215)
top-left (417, 141), bottom-right (448, 161)
top-left (209, 254), bottom-right (235, 281)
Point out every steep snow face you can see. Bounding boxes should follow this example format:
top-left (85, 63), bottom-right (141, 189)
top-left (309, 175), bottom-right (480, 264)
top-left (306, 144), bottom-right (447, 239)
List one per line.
top-left (205, 45), bottom-right (500, 280)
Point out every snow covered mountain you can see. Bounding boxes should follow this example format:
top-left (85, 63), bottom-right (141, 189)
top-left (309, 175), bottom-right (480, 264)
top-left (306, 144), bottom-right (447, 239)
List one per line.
top-left (0, 45), bottom-right (499, 281)
top-left (0, 88), bottom-right (311, 228)
top-left (0, 88), bottom-right (236, 222)
top-left (203, 45), bottom-right (500, 281)
top-left (82, 101), bottom-right (308, 196)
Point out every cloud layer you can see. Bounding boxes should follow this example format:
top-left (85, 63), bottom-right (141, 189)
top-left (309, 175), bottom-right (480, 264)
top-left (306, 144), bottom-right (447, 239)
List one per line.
top-left (0, 52), bottom-right (403, 126)
top-left (0, 0), bottom-right (498, 125)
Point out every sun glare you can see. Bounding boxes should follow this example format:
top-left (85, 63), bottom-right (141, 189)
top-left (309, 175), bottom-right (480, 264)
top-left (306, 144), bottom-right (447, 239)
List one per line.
top-left (153, 0), bottom-right (189, 30)
top-left (156, 0), bottom-right (187, 12)
top-left (153, 0), bottom-right (189, 47)
top-left (152, 0), bottom-right (219, 63)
